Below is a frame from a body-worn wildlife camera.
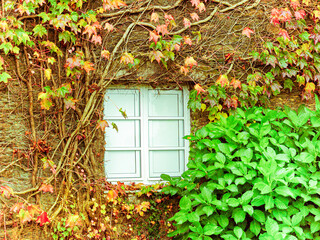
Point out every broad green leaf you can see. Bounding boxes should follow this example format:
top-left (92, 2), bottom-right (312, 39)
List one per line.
top-left (241, 191), bottom-right (253, 205)
top-left (203, 224), bottom-right (223, 236)
top-left (0, 72), bottom-right (11, 83)
top-left (250, 220), bottom-right (261, 236)
top-left (253, 210), bottom-right (265, 223)
top-left (243, 205), bottom-right (254, 216)
top-left (33, 24), bottom-right (47, 37)
top-left (202, 206), bottom-right (214, 217)
top-left (227, 198), bottom-right (240, 207)
top-left (187, 212), bottom-right (200, 222)
top-left (275, 186), bottom-right (296, 199)
top-left (217, 215), bottom-right (229, 229)
top-left (232, 208), bottom-right (246, 224)
top-left (233, 226), bottom-right (243, 239)
top-left (180, 196), bottom-right (192, 211)
top-left (311, 221), bottom-right (320, 234)
top-left (265, 217), bottom-right (279, 233)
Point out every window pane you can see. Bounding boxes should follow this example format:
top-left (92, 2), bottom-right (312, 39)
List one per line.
top-left (149, 120), bottom-right (184, 147)
top-left (105, 90), bottom-right (140, 117)
top-left (149, 150), bottom-right (184, 178)
top-left (106, 120), bottom-right (140, 147)
top-left (148, 90), bottom-right (183, 117)
top-left (105, 151), bottom-right (140, 178)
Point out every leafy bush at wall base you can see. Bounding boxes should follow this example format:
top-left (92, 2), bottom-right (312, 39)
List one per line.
top-left (162, 98), bottom-right (320, 240)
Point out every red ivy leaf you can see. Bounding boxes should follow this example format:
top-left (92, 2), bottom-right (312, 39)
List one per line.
top-left (83, 25), bottom-right (97, 38)
top-left (36, 212), bottom-right (50, 226)
top-left (149, 31), bottom-right (160, 44)
top-left (156, 24), bottom-right (169, 36)
top-left (290, 0), bottom-right (300, 10)
top-left (295, 10), bottom-right (306, 20)
top-left (104, 23), bottom-right (114, 32)
top-left (190, 0), bottom-right (200, 7)
top-left (91, 35), bottom-right (102, 45)
top-left (184, 36), bottom-right (192, 46)
top-left (39, 183), bottom-right (54, 193)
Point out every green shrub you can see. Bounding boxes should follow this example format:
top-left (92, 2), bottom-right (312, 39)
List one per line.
top-left (162, 97), bottom-right (320, 240)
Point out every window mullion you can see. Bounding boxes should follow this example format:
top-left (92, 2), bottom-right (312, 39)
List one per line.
top-left (141, 87), bottom-right (149, 181)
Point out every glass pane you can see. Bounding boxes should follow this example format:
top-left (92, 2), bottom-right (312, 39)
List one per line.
top-left (149, 120), bottom-right (183, 147)
top-left (106, 120), bottom-right (140, 147)
top-left (149, 150), bottom-right (184, 178)
top-left (148, 90), bottom-right (183, 117)
top-left (105, 151), bottom-right (140, 178)
top-left (105, 90), bottom-right (140, 117)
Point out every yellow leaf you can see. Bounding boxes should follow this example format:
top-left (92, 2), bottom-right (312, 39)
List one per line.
top-left (305, 82), bottom-right (315, 93)
top-left (201, 103), bottom-right (206, 112)
top-left (44, 68), bottom-right (51, 80)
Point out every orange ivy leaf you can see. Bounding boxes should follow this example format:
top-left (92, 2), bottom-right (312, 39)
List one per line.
top-left (10, 202), bottom-right (24, 213)
top-left (150, 50), bottom-right (164, 64)
top-left (190, 12), bottom-right (199, 21)
top-left (185, 56), bottom-right (197, 68)
top-left (174, 44), bottom-right (181, 51)
top-left (184, 36), bottom-right (192, 46)
top-left (83, 25), bottom-right (97, 38)
top-left (149, 31), bottom-right (160, 44)
top-left (314, 10), bottom-right (320, 19)
top-left (180, 66), bottom-right (189, 75)
top-left (197, 2), bottom-right (206, 13)
top-left (279, 29), bottom-right (290, 40)
top-left (156, 24), bottom-right (169, 36)
top-left (65, 56), bottom-right (81, 69)
top-left (18, 209), bottom-right (32, 224)
top-left (183, 18), bottom-right (191, 28)
top-left (96, 120), bottom-right (109, 131)
top-left (83, 61), bottom-right (95, 73)
top-left (103, 0), bottom-right (127, 10)
top-left (104, 23), bottom-right (114, 32)
top-left (39, 183), bottom-right (54, 193)
top-left (151, 12), bottom-right (159, 23)
top-left (305, 82), bottom-right (315, 93)
top-left (135, 201), bottom-right (151, 216)
top-left (0, 185), bottom-right (14, 198)
top-left (216, 75), bottom-right (229, 88)
top-left (38, 96), bottom-right (53, 110)
top-left (64, 96), bottom-right (78, 110)
top-left (101, 50), bottom-right (110, 59)
top-left (230, 78), bottom-right (241, 89)
top-left (120, 52), bottom-right (134, 65)
top-left (36, 212), bottom-right (50, 226)
top-left (290, 0), bottom-right (300, 10)
top-left (194, 84), bottom-right (206, 95)
top-left (242, 27), bottom-right (254, 38)
top-left (107, 190), bottom-right (118, 201)
top-left (65, 213), bottom-right (82, 228)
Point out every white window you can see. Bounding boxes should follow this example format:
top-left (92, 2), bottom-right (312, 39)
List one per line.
top-left (104, 87), bottom-right (190, 183)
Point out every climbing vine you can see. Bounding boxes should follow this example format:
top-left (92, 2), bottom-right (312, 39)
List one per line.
top-left (0, 0), bottom-right (285, 238)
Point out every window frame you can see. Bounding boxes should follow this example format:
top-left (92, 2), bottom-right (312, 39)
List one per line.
top-left (104, 86), bottom-right (190, 183)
